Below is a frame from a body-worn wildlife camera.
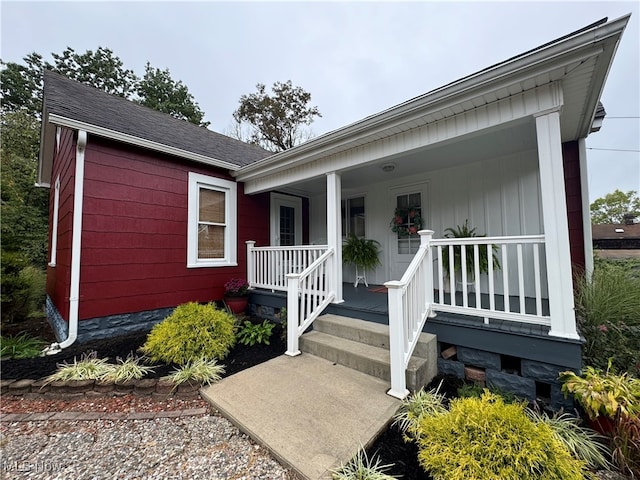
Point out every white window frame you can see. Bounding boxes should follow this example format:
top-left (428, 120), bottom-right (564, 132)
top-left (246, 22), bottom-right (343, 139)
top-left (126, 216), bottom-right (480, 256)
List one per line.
top-left (49, 175), bottom-right (61, 267)
top-left (187, 172), bottom-right (237, 268)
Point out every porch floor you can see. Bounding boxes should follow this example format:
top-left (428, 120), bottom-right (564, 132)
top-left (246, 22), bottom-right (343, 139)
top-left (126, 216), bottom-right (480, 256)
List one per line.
top-left (200, 353), bottom-right (400, 480)
top-left (328, 283), bottom-right (551, 337)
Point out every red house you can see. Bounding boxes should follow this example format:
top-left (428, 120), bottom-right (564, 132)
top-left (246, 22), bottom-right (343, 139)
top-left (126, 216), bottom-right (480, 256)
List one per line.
top-left (39, 15), bottom-right (629, 401)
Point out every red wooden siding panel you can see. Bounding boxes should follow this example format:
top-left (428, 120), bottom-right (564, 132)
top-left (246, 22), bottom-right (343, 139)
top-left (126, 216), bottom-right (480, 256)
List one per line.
top-left (562, 141), bottom-right (585, 272)
top-left (77, 137), bottom-right (270, 321)
top-left (47, 128), bottom-right (76, 321)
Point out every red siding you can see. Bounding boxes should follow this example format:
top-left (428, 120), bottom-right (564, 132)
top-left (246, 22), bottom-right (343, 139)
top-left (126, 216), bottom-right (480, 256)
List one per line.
top-left (562, 141), bottom-right (586, 273)
top-left (46, 128), bottom-right (76, 321)
top-left (77, 136), bottom-right (270, 320)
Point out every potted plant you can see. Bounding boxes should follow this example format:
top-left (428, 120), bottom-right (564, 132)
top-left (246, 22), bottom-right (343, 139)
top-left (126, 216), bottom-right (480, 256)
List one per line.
top-left (441, 220), bottom-right (500, 284)
top-left (223, 278), bottom-right (250, 314)
top-left (342, 234), bottom-right (381, 287)
top-left (559, 361), bottom-right (640, 433)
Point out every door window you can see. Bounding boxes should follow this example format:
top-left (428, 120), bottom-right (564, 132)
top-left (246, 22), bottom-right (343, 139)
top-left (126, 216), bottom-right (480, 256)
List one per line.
top-left (394, 192), bottom-right (422, 254)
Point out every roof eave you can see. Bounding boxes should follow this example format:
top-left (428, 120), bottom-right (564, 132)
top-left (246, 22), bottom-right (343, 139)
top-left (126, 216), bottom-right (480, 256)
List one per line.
top-left (234, 14), bottom-right (630, 182)
top-left (47, 113), bottom-right (242, 172)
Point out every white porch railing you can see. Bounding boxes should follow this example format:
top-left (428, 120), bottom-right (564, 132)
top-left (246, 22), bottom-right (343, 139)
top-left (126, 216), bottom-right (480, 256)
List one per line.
top-left (285, 248), bottom-right (336, 356)
top-left (385, 231), bottom-right (436, 399)
top-left (386, 230), bottom-right (549, 399)
top-left (246, 242), bottom-right (328, 292)
top-left (431, 234), bottom-right (548, 325)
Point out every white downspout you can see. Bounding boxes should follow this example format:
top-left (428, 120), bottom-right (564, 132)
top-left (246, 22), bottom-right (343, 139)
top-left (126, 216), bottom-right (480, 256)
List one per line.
top-left (43, 130), bottom-right (87, 355)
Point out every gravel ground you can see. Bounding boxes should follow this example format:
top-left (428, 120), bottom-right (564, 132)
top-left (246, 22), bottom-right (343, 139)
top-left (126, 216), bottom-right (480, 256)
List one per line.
top-left (1, 397), bottom-right (298, 480)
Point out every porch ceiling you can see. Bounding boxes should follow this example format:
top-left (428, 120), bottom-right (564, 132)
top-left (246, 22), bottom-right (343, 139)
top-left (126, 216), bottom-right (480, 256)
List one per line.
top-left (279, 118), bottom-right (537, 196)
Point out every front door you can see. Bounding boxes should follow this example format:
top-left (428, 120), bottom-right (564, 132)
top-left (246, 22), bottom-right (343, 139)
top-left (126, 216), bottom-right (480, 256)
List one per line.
top-left (270, 193), bottom-right (302, 246)
top-left (389, 186), bottom-right (426, 280)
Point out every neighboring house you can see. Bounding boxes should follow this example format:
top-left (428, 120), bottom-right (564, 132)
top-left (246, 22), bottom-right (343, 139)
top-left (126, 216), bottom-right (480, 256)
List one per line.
top-left (592, 222), bottom-right (640, 259)
top-left (39, 15), bottom-right (629, 401)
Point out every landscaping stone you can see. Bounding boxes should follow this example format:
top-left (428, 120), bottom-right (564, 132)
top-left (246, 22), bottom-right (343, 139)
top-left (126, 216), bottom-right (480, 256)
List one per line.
top-left (155, 379), bottom-right (175, 395)
top-left (437, 358), bottom-right (465, 377)
top-left (8, 379), bottom-right (35, 395)
top-left (65, 379), bottom-right (95, 393)
top-left (521, 359), bottom-right (568, 383)
top-left (94, 381), bottom-right (115, 393)
top-left (457, 346), bottom-right (501, 370)
top-left (464, 366), bottom-right (486, 383)
top-left (486, 369), bottom-right (536, 401)
top-left (134, 378), bottom-right (158, 396)
top-left (114, 379), bottom-right (136, 393)
top-left (0, 379), bottom-right (15, 394)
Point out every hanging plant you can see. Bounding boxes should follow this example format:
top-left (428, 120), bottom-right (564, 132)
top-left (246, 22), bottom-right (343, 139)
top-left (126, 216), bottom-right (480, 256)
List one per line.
top-left (390, 206), bottom-right (423, 236)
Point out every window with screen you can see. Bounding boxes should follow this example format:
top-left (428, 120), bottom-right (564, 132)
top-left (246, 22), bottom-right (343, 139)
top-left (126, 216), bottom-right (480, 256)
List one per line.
top-left (187, 173), bottom-right (237, 267)
top-left (342, 196), bottom-right (365, 238)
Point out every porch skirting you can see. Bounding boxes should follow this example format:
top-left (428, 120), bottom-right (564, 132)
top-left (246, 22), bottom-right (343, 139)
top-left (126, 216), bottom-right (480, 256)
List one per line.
top-left (249, 287), bottom-right (582, 409)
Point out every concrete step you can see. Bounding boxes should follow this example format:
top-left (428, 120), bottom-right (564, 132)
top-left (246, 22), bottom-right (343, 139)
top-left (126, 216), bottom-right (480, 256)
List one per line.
top-left (299, 323), bottom-right (437, 392)
top-left (313, 314), bottom-right (435, 359)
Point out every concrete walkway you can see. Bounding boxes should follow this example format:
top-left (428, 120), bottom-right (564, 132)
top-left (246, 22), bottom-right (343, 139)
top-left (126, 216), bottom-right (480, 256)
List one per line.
top-left (200, 354), bottom-right (401, 480)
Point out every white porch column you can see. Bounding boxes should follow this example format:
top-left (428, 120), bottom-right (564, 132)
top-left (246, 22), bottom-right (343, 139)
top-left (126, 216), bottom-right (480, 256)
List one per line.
top-left (326, 172), bottom-right (343, 303)
top-left (578, 138), bottom-right (594, 280)
top-left (535, 110), bottom-right (579, 340)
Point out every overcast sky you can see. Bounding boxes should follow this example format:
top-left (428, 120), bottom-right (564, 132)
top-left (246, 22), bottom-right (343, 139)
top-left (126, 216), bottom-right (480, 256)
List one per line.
top-left (2, 1), bottom-right (638, 201)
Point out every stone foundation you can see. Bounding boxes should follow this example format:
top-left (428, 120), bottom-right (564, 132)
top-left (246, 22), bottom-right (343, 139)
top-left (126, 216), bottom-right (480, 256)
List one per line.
top-left (45, 297), bottom-right (174, 344)
top-left (437, 343), bottom-right (576, 409)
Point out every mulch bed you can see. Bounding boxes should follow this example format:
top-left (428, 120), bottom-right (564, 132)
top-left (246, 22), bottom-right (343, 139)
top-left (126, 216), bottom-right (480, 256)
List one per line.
top-left (1, 318), bottom-right (286, 380)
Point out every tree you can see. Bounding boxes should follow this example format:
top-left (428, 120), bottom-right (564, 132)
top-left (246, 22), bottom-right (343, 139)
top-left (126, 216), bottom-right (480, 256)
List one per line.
top-left (1, 47), bottom-right (207, 126)
top-left (233, 81), bottom-right (321, 152)
top-left (51, 47), bottom-right (138, 98)
top-left (0, 110), bottom-right (48, 267)
top-left (590, 189), bottom-right (640, 224)
top-left (136, 63), bottom-right (209, 127)
top-left (0, 53), bottom-right (46, 117)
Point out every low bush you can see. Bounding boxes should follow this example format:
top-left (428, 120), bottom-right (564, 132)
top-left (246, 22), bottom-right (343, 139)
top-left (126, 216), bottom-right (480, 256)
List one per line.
top-left (392, 383), bottom-right (446, 438)
top-left (44, 351), bottom-right (114, 383)
top-left (526, 409), bottom-right (612, 471)
top-left (101, 354), bottom-right (155, 383)
top-left (141, 302), bottom-right (236, 365)
top-left (0, 332), bottom-right (45, 359)
top-left (167, 358), bottom-right (225, 389)
top-left (237, 319), bottom-right (275, 346)
top-left (415, 391), bottom-right (586, 480)
top-left (332, 448), bottom-right (397, 480)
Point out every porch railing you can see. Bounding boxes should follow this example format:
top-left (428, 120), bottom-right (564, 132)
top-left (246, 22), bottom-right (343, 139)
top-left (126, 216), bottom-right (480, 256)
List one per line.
top-left (385, 231), bottom-right (436, 399)
top-left (246, 242), bottom-right (328, 292)
top-left (285, 248), bottom-right (336, 356)
top-left (386, 230), bottom-right (549, 398)
top-left (431, 234), bottom-right (548, 325)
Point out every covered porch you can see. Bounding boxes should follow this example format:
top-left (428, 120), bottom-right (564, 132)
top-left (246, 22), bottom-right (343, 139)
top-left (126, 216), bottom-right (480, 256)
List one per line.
top-left (233, 16), bottom-right (628, 398)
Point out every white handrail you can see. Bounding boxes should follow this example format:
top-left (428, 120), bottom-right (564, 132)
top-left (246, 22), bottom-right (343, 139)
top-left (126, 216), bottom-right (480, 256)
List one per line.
top-left (385, 230), bottom-right (435, 399)
top-left (285, 248), bottom-right (335, 356)
top-left (246, 242), bottom-right (328, 292)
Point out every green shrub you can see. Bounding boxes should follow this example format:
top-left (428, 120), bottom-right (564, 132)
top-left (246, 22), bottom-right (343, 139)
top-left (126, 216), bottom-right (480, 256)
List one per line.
top-left (1, 251), bottom-right (46, 324)
top-left (0, 332), bottom-right (45, 359)
top-left (44, 351), bottom-right (114, 383)
top-left (101, 354), bottom-right (155, 383)
top-left (392, 383), bottom-right (446, 438)
top-left (141, 302), bottom-right (236, 365)
top-left (526, 409), bottom-right (612, 471)
top-left (576, 259), bottom-right (640, 375)
top-left (237, 319), bottom-right (274, 346)
top-left (167, 358), bottom-right (225, 389)
top-left (415, 391), bottom-right (586, 480)
top-left (331, 448), bottom-right (397, 480)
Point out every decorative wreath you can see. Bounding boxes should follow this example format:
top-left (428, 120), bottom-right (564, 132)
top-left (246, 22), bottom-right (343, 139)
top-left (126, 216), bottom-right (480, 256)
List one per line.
top-left (390, 206), bottom-right (423, 236)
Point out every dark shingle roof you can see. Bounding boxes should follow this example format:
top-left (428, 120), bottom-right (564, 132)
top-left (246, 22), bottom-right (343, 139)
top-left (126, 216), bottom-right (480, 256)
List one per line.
top-left (43, 70), bottom-right (271, 167)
